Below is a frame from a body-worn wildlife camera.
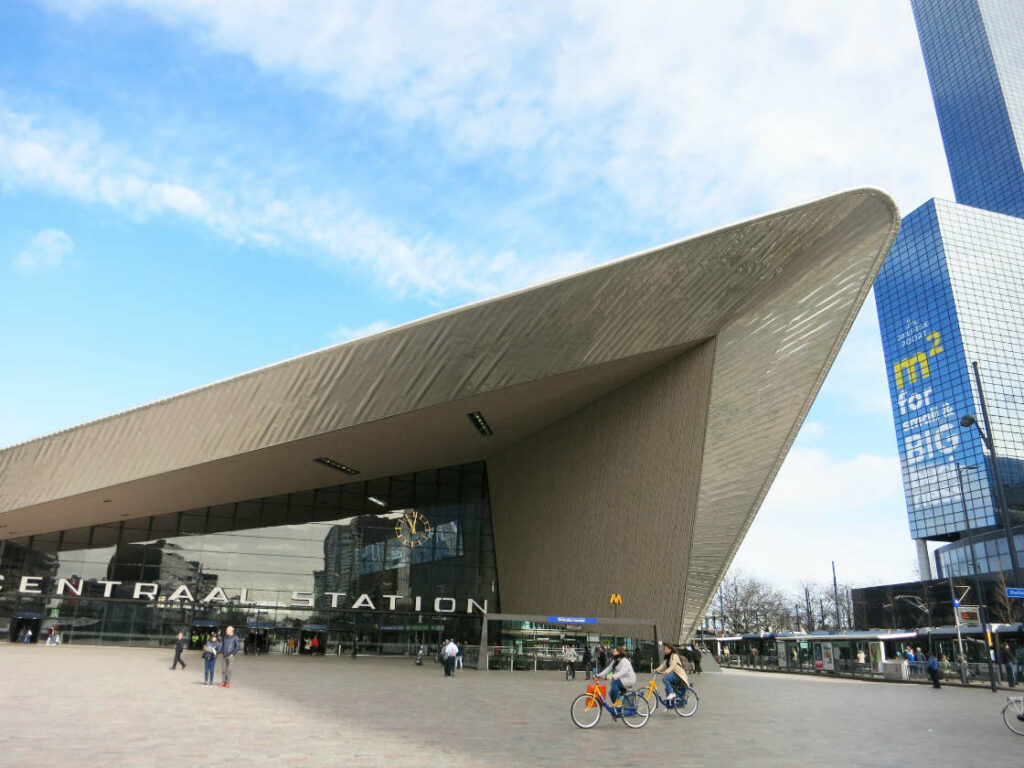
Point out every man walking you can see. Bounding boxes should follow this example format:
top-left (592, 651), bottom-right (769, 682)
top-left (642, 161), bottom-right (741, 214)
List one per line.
top-left (170, 631), bottom-right (187, 670)
top-left (220, 626), bottom-right (240, 688)
top-left (442, 638), bottom-right (458, 677)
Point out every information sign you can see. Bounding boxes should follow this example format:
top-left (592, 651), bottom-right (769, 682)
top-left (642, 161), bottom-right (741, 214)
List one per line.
top-left (547, 616), bottom-right (597, 625)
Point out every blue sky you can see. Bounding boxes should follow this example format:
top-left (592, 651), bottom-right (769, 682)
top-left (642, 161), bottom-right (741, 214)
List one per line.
top-left (2, 1), bottom-right (956, 591)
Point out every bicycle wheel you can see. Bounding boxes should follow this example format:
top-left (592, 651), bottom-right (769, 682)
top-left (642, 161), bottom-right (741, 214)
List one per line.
top-left (1002, 698), bottom-right (1024, 735)
top-left (674, 686), bottom-right (699, 717)
top-left (644, 687), bottom-right (659, 714)
top-left (571, 693), bottom-right (602, 729)
top-left (620, 692), bottom-right (650, 729)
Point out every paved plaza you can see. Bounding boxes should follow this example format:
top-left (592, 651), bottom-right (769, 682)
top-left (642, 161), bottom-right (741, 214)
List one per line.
top-left (1, 644), bottom-right (1021, 767)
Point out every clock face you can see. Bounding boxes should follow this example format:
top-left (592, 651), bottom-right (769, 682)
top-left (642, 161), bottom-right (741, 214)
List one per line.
top-left (395, 510), bottom-right (432, 547)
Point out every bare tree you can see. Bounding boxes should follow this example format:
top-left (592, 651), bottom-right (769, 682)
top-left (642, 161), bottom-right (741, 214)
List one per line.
top-left (991, 572), bottom-right (1015, 624)
top-left (716, 571), bottom-right (791, 633)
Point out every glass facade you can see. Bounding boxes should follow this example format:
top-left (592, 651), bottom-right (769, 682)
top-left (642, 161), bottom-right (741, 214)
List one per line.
top-left (876, 200), bottom-right (1024, 572)
top-left (913, 0), bottom-right (1024, 218)
top-left (874, 2), bottom-right (1024, 580)
top-left (0, 461), bottom-right (498, 650)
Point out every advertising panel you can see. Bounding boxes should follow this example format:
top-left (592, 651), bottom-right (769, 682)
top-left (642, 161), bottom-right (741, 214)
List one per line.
top-left (821, 642), bottom-right (835, 672)
top-left (875, 214), bottom-right (994, 539)
top-left (868, 641), bottom-right (885, 674)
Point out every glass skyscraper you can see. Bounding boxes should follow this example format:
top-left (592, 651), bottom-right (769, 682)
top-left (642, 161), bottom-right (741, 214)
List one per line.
top-left (913, 0), bottom-right (1024, 218)
top-left (876, 0), bottom-right (1024, 579)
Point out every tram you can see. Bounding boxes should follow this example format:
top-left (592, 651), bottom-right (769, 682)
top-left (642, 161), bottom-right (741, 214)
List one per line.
top-left (704, 623), bottom-right (1023, 678)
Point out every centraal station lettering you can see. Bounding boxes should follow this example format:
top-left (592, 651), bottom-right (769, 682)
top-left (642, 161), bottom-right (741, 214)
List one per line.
top-left (2, 575), bottom-right (487, 614)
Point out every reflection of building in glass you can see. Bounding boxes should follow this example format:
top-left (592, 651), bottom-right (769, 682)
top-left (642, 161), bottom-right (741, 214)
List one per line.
top-left (107, 540), bottom-right (217, 597)
top-left (877, 0), bottom-right (1024, 579)
top-left (0, 540), bottom-right (59, 614)
top-left (313, 520), bottom-right (364, 605)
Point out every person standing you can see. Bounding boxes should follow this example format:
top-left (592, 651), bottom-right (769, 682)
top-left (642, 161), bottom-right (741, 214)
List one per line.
top-left (442, 638), bottom-right (459, 677)
top-left (1001, 643), bottom-right (1017, 687)
top-left (926, 652), bottom-right (941, 689)
top-left (202, 632), bottom-right (220, 686)
top-left (220, 626), bottom-right (240, 688)
top-left (455, 641), bottom-right (464, 670)
top-left (598, 645), bottom-right (607, 672)
top-left (582, 646), bottom-right (592, 680)
top-left (170, 632), bottom-right (187, 670)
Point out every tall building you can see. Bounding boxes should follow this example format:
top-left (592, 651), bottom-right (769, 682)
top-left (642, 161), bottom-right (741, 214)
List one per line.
top-left (876, 0), bottom-right (1024, 580)
top-left (913, 0), bottom-right (1024, 219)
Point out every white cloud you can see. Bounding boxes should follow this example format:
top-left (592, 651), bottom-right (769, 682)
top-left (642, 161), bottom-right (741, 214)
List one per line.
top-left (13, 2), bottom-right (957, 301)
top-left (797, 421), bottom-right (828, 440)
top-left (15, 229), bottom-right (74, 270)
top-left (730, 448), bottom-right (914, 590)
top-left (329, 320), bottom-right (394, 343)
top-left (53, 0), bottom-right (952, 228)
top-left (0, 99), bottom-right (584, 299)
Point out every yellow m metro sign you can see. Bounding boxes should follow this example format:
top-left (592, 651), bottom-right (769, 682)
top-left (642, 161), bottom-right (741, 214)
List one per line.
top-left (609, 593), bottom-right (623, 605)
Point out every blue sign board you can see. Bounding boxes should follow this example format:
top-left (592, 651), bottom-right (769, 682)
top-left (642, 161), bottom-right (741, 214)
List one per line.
top-left (547, 616), bottom-right (597, 624)
top-left (1006, 588), bottom-right (1024, 599)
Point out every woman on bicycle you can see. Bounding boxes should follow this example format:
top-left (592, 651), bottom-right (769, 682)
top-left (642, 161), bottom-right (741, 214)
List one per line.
top-left (596, 645), bottom-right (636, 706)
top-left (653, 642), bottom-right (689, 700)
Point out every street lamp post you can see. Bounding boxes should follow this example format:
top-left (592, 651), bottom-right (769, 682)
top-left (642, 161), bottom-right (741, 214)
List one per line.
top-left (947, 576), bottom-right (968, 684)
top-left (956, 463), bottom-right (998, 691)
top-left (960, 360), bottom-right (1023, 592)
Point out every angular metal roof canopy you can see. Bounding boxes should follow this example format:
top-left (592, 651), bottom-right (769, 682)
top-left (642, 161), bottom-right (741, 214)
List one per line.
top-left (0, 188), bottom-right (899, 639)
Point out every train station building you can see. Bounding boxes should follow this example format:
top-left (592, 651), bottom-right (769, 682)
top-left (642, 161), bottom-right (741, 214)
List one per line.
top-left (0, 188), bottom-right (898, 651)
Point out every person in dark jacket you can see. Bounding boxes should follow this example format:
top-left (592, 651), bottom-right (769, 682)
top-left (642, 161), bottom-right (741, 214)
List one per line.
top-left (170, 632), bottom-right (187, 670)
top-left (1001, 643), bottom-right (1017, 687)
top-left (926, 652), bottom-right (941, 689)
top-left (202, 633), bottom-right (220, 686)
top-left (220, 626), bottom-right (240, 687)
top-left (582, 646), bottom-right (593, 679)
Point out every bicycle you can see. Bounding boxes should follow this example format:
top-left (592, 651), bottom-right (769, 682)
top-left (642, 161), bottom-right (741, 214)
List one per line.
top-left (636, 676), bottom-right (699, 717)
top-left (570, 682), bottom-right (650, 729)
top-left (1002, 696), bottom-right (1024, 735)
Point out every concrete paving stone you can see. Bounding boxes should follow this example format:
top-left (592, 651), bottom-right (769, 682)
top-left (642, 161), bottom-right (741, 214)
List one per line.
top-left (0, 644), bottom-right (1021, 767)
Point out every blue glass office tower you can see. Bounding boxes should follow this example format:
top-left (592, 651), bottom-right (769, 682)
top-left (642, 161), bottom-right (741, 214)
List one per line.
top-left (876, 0), bottom-right (1024, 580)
top-left (914, 0), bottom-right (1024, 218)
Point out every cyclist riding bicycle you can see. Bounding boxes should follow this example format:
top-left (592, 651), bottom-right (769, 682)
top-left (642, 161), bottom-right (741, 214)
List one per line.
top-left (563, 645), bottom-right (579, 679)
top-left (596, 645), bottom-right (636, 706)
top-left (653, 642), bottom-right (690, 700)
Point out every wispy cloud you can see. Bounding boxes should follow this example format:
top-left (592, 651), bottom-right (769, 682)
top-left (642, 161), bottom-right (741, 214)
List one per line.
top-left (329, 320), bottom-right (394, 343)
top-left (15, 228), bottom-right (74, 270)
top-left (53, 0), bottom-right (952, 226)
top-left (0, 98), bottom-right (586, 299)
